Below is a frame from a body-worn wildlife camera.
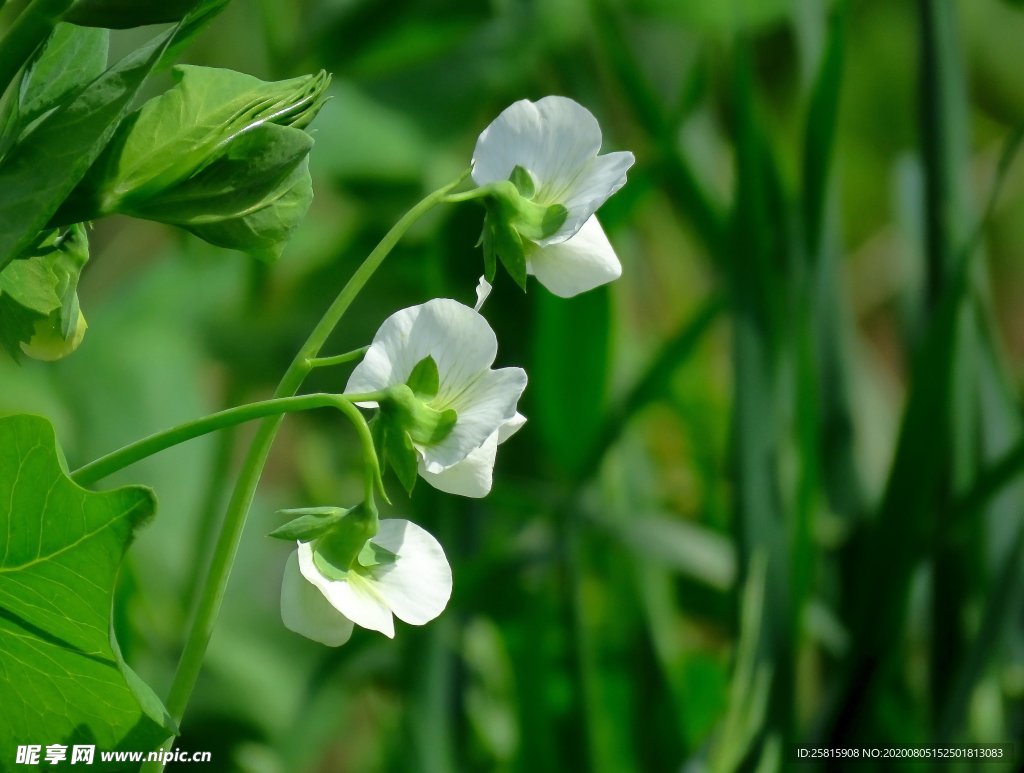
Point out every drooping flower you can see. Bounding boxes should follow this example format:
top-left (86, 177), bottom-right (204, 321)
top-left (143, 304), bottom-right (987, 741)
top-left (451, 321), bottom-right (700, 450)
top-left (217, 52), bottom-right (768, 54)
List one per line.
top-left (472, 96), bottom-right (634, 297)
top-left (281, 518), bottom-right (452, 644)
top-left (345, 298), bottom-right (527, 498)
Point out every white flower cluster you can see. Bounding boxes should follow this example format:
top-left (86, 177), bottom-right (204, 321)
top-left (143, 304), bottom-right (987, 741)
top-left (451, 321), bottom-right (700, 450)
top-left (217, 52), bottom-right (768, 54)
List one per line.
top-left (281, 97), bottom-right (633, 645)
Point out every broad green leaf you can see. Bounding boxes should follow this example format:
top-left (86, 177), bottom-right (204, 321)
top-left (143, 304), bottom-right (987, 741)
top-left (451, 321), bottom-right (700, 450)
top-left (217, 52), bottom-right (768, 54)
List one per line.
top-left (0, 23), bottom-right (108, 157)
top-left (0, 26), bottom-right (175, 271)
top-left (0, 414), bottom-right (172, 763)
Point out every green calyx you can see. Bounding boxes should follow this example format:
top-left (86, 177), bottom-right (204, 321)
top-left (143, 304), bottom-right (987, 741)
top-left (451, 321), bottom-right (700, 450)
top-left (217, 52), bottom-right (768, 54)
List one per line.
top-left (489, 176), bottom-right (567, 243)
top-left (384, 356), bottom-right (458, 446)
top-left (368, 356), bottom-right (458, 495)
top-left (383, 384), bottom-right (458, 446)
top-left (477, 170), bottom-right (567, 290)
top-left (271, 503), bottom-right (393, 576)
top-left (311, 505), bottom-right (395, 577)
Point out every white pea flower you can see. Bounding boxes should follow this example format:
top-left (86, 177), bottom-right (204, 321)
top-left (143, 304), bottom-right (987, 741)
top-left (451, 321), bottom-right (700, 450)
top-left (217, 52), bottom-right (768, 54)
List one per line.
top-left (346, 298), bottom-right (527, 498)
top-left (281, 519), bottom-right (453, 644)
top-left (472, 96), bottom-right (634, 297)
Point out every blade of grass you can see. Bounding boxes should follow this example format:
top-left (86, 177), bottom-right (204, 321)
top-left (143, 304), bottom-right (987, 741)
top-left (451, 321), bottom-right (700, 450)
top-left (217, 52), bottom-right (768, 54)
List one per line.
top-left (729, 32), bottom-right (795, 753)
top-left (919, 0), bottom-right (981, 725)
top-left (588, 0), bottom-right (728, 258)
top-left (828, 1), bottom-right (986, 741)
top-left (801, 1), bottom-right (865, 522)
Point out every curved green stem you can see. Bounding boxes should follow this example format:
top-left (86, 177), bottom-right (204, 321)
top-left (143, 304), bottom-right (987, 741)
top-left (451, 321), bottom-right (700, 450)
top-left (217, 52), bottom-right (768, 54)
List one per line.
top-left (443, 187), bottom-right (491, 204)
top-left (307, 345), bottom-right (370, 369)
top-left (335, 395), bottom-right (389, 504)
top-left (0, 0), bottom-right (74, 98)
top-left (144, 171), bottom-right (469, 768)
top-left (71, 393), bottom-right (352, 487)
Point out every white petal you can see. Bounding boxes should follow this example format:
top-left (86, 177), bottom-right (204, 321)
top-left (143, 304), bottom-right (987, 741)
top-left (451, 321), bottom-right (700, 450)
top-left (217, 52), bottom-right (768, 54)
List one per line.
top-left (297, 541), bottom-right (395, 638)
top-left (420, 432), bottom-right (499, 498)
top-left (472, 96), bottom-right (602, 193)
top-left (497, 412), bottom-right (527, 444)
top-left (280, 551), bottom-right (354, 646)
top-left (346, 299), bottom-right (497, 402)
top-left (527, 216), bottom-right (621, 298)
top-left (365, 519), bottom-right (453, 625)
top-left (422, 366), bottom-right (527, 471)
top-left (540, 151), bottom-right (635, 246)
top-left (474, 276), bottom-right (493, 312)
top-left (421, 412), bottom-right (525, 497)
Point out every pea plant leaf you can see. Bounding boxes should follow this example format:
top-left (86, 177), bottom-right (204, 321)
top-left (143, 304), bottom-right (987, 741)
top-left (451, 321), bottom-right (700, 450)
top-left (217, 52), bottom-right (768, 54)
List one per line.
top-left (54, 66), bottom-right (327, 259)
top-left (0, 26), bottom-right (176, 272)
top-left (0, 414), bottom-right (173, 762)
top-left (0, 23), bottom-right (109, 159)
top-left (184, 156), bottom-right (314, 262)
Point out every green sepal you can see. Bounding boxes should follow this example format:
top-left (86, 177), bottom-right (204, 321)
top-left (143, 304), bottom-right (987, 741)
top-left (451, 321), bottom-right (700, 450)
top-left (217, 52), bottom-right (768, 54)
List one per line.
top-left (408, 407), bottom-right (457, 446)
top-left (385, 419), bottom-right (419, 496)
top-left (268, 506), bottom-right (349, 541)
top-left (509, 165), bottom-right (536, 199)
top-left (383, 384), bottom-right (458, 446)
top-left (540, 203), bottom-right (568, 239)
top-left (370, 413), bottom-right (389, 478)
top-left (479, 218), bottom-right (498, 282)
top-left (407, 355), bottom-right (440, 399)
top-left (357, 541), bottom-right (398, 568)
top-left (371, 413), bottom-right (419, 496)
top-left (311, 504), bottom-right (379, 575)
top-left (482, 200), bottom-right (527, 290)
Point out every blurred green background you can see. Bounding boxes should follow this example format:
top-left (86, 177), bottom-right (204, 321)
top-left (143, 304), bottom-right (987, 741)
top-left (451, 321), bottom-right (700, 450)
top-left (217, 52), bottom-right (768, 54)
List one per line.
top-left (2, 0), bottom-right (1024, 770)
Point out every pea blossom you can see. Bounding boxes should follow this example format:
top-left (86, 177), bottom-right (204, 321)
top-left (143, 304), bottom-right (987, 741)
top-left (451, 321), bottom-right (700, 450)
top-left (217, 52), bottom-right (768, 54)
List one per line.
top-left (281, 519), bottom-right (452, 644)
top-left (346, 298), bottom-right (527, 498)
top-left (472, 96), bottom-right (634, 297)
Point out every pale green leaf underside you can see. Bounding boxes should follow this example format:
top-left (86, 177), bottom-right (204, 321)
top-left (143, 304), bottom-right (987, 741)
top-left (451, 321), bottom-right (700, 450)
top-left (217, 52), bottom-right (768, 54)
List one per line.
top-left (0, 414), bottom-right (172, 761)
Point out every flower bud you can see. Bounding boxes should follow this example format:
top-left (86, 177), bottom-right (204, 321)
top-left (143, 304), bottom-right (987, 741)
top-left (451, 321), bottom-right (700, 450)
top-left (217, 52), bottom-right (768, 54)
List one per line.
top-left (56, 66), bottom-right (330, 259)
top-left (21, 308), bottom-right (88, 362)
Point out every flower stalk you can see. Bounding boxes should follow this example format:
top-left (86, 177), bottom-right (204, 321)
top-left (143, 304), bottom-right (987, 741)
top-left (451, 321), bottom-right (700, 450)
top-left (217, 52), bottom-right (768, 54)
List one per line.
top-left (141, 170), bottom-right (469, 769)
